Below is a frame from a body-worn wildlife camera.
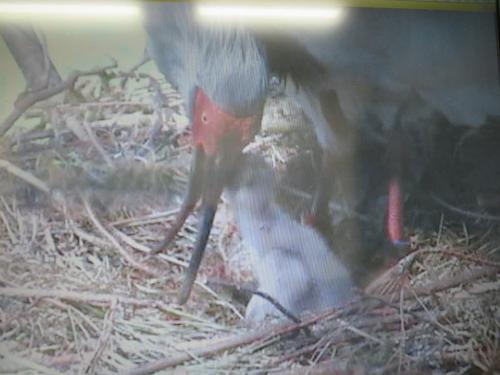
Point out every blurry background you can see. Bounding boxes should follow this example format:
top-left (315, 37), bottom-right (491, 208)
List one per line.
top-left (0, 14), bottom-right (149, 116)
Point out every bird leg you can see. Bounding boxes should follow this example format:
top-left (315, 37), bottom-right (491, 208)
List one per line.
top-left (385, 127), bottom-right (409, 249)
top-left (386, 176), bottom-right (406, 246)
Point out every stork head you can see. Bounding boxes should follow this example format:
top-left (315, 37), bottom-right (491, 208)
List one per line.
top-left (175, 86), bottom-right (264, 304)
top-left (143, 2), bottom-right (269, 303)
top-left (192, 88), bottom-right (260, 158)
top-left (189, 86), bottom-right (263, 219)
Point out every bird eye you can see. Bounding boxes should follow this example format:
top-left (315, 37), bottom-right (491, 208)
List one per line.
top-left (201, 112), bottom-right (208, 124)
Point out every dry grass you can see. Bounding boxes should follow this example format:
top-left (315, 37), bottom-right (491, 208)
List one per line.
top-left (0, 63), bottom-right (499, 375)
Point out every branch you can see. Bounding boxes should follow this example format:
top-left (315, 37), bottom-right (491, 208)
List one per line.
top-left (82, 120), bottom-right (113, 167)
top-left (0, 287), bottom-right (148, 307)
top-left (412, 266), bottom-right (497, 295)
top-left (119, 51), bottom-right (151, 89)
top-left (0, 61), bottom-right (117, 137)
top-left (365, 246), bottom-right (500, 296)
top-left (0, 158), bottom-right (50, 194)
top-left (80, 299), bottom-right (117, 374)
top-left (430, 192), bottom-right (500, 221)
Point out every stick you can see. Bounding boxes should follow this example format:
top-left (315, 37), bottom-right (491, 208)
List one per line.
top-left (80, 299), bottom-right (117, 374)
top-left (417, 248), bottom-right (500, 269)
top-left (0, 159), bottom-right (50, 193)
top-left (273, 360), bottom-right (365, 375)
top-left (82, 197), bottom-right (162, 277)
top-left (430, 192), bottom-right (500, 221)
top-left (0, 61), bottom-right (117, 137)
top-left (82, 120), bottom-right (113, 167)
top-left (0, 287), bottom-right (214, 325)
top-left (0, 347), bottom-right (65, 375)
top-left (412, 266), bottom-right (497, 295)
top-left (0, 287), bottom-right (154, 307)
top-left (207, 279), bottom-right (304, 325)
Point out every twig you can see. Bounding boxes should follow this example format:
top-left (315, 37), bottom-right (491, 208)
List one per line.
top-left (41, 354), bottom-right (81, 370)
top-left (269, 339), bottom-right (329, 367)
top-left (365, 263), bottom-right (497, 304)
top-left (430, 192), bottom-right (500, 221)
top-left (363, 295), bottom-right (451, 337)
top-left (71, 224), bottom-right (110, 248)
top-left (110, 208), bottom-right (180, 227)
top-left (82, 120), bottom-right (113, 167)
top-left (364, 253), bottom-right (415, 296)
top-left (0, 287), bottom-right (214, 326)
top-left (274, 360), bottom-right (365, 375)
top-left (82, 196), bottom-right (162, 277)
top-left (454, 279), bottom-right (500, 297)
top-left (9, 129), bottom-right (57, 148)
top-left (398, 287), bottom-right (406, 373)
top-left (122, 309), bottom-right (345, 375)
top-left (0, 159), bottom-right (50, 194)
top-left (409, 288), bottom-right (456, 336)
top-left (119, 51), bottom-right (151, 89)
top-left (0, 346), bottom-right (65, 375)
top-left (336, 318), bottom-right (384, 345)
top-left (0, 210), bottom-right (16, 244)
top-left (412, 266), bottom-right (497, 295)
top-left (208, 279), bottom-right (302, 324)
top-left (80, 298), bottom-right (117, 374)
top-left (0, 287), bottom-right (154, 307)
top-left (118, 67), bottom-right (172, 150)
top-left (365, 245), bottom-right (500, 298)
top-left (111, 227), bottom-right (188, 268)
top-left (415, 248), bottom-right (500, 269)
top-left (0, 61), bottom-right (117, 137)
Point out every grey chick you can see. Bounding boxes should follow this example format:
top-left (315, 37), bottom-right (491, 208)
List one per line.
top-left (226, 155), bottom-right (354, 324)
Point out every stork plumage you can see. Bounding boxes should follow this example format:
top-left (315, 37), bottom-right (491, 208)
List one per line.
top-left (144, 4), bottom-right (500, 303)
top-left (260, 7), bottom-right (500, 244)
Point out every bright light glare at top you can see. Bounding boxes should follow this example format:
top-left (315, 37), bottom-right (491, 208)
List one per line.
top-left (196, 4), bottom-right (344, 27)
top-left (0, 3), bottom-right (139, 21)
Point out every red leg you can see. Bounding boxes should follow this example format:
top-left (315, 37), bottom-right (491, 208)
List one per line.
top-left (386, 177), bottom-right (408, 247)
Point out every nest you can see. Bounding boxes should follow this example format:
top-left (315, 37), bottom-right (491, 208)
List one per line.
top-left (0, 61), bottom-right (499, 375)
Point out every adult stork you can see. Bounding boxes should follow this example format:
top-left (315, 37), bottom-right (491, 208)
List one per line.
top-left (144, 3), bottom-right (500, 303)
